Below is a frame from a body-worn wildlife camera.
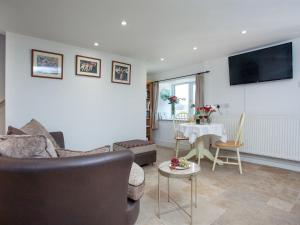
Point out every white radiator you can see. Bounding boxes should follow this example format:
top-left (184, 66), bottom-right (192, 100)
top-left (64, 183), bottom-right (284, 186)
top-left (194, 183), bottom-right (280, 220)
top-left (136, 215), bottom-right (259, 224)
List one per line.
top-left (214, 115), bottom-right (300, 162)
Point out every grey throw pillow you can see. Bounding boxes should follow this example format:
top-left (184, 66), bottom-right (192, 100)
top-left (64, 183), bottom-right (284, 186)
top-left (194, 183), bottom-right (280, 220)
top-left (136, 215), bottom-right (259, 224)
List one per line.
top-left (21, 119), bottom-right (60, 149)
top-left (0, 135), bottom-right (57, 158)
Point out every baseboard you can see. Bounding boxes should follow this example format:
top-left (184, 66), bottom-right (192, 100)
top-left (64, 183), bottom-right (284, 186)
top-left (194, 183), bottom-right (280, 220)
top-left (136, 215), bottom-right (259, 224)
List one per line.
top-left (155, 139), bottom-right (300, 172)
top-left (239, 153), bottom-right (300, 172)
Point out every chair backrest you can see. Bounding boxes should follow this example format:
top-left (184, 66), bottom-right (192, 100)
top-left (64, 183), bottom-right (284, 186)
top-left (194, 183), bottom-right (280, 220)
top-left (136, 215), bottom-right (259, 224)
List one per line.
top-left (0, 150), bottom-right (134, 225)
top-left (173, 112), bottom-right (189, 138)
top-left (235, 112), bottom-right (245, 145)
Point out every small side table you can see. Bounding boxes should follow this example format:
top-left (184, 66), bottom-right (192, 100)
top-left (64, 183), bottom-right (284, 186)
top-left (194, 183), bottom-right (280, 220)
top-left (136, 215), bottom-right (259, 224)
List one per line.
top-left (157, 161), bottom-right (200, 225)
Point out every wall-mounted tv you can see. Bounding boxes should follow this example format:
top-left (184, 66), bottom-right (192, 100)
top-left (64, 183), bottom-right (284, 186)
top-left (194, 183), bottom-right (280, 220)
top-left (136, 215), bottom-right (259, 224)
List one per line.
top-left (228, 42), bottom-right (293, 85)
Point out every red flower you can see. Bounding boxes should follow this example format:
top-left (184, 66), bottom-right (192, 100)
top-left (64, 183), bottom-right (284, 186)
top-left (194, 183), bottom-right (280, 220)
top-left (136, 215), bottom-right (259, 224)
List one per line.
top-left (203, 106), bottom-right (213, 113)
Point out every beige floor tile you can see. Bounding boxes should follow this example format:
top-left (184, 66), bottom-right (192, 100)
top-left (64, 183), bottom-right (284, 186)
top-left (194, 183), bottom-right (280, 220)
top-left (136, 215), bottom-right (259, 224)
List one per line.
top-left (290, 202), bottom-right (300, 216)
top-left (267, 197), bottom-right (294, 212)
top-left (138, 146), bottom-right (300, 225)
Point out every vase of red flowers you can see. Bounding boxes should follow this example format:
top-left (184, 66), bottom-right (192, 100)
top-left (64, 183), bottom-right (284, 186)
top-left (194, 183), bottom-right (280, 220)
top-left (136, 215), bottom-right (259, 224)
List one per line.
top-left (163, 95), bottom-right (184, 117)
top-left (160, 89), bottom-right (184, 117)
top-left (168, 96), bottom-right (178, 116)
top-left (191, 104), bottom-right (216, 124)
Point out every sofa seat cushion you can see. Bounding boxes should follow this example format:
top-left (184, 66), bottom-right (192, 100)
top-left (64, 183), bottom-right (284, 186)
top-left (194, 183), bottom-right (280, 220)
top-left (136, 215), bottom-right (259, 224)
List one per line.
top-left (128, 162), bottom-right (145, 201)
top-left (0, 135), bottom-right (57, 158)
top-left (21, 119), bottom-right (60, 149)
top-left (56, 145), bottom-right (110, 157)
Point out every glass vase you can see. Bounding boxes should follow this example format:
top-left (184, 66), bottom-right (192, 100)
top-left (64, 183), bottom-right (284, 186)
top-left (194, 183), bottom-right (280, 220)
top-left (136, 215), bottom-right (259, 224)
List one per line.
top-left (171, 103), bottom-right (175, 117)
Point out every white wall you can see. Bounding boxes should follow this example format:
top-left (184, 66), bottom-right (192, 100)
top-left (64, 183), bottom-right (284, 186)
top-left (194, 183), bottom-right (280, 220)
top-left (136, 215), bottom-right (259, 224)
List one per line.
top-left (149, 38), bottom-right (300, 167)
top-left (6, 32), bottom-right (146, 150)
top-left (0, 34), bottom-right (5, 134)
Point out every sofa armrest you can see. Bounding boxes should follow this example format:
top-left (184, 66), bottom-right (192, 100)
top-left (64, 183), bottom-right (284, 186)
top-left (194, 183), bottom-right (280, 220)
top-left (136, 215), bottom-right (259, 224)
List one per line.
top-left (50, 132), bottom-right (65, 149)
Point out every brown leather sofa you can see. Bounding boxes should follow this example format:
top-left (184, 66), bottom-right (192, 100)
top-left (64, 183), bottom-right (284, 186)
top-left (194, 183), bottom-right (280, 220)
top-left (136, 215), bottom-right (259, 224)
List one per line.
top-left (0, 132), bottom-right (140, 225)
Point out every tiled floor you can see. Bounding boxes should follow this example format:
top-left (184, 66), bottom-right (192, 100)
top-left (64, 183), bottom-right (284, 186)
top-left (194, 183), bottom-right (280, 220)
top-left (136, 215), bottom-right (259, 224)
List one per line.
top-left (136, 146), bottom-right (300, 225)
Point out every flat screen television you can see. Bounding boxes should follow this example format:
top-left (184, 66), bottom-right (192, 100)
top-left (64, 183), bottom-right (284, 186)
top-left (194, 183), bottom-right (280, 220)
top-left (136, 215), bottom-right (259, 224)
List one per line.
top-left (229, 42), bottom-right (293, 85)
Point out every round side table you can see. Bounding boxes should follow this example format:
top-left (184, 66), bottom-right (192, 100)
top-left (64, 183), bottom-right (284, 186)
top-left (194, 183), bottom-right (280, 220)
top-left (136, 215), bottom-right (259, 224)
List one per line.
top-left (157, 161), bottom-right (200, 225)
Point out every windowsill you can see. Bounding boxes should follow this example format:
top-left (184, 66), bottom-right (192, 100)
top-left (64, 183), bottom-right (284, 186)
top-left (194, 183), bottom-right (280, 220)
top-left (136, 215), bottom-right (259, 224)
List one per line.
top-left (159, 119), bottom-right (173, 121)
top-left (159, 119), bottom-right (189, 122)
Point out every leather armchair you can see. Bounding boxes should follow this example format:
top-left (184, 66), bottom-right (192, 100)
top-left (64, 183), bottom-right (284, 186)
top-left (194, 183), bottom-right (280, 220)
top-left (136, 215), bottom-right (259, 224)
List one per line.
top-left (0, 150), bottom-right (139, 225)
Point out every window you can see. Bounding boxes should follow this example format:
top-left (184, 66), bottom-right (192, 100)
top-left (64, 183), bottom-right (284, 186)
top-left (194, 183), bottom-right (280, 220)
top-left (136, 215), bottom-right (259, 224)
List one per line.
top-left (174, 83), bottom-right (189, 115)
top-left (158, 77), bottom-right (195, 120)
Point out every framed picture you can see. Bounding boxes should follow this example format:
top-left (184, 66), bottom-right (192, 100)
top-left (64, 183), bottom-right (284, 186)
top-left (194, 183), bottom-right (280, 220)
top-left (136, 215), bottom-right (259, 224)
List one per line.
top-left (76, 55), bottom-right (101, 78)
top-left (111, 61), bottom-right (131, 85)
top-left (32, 49), bottom-right (63, 79)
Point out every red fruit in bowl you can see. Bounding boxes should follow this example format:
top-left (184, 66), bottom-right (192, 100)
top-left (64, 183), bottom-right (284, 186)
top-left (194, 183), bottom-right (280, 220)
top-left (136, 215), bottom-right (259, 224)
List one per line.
top-left (171, 157), bottom-right (179, 166)
top-left (171, 157), bottom-right (179, 163)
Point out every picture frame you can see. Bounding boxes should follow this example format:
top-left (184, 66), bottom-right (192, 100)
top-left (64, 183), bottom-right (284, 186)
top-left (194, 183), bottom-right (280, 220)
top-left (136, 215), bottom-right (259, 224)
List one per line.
top-left (75, 55), bottom-right (101, 78)
top-left (111, 61), bottom-right (131, 85)
top-left (31, 49), bottom-right (63, 79)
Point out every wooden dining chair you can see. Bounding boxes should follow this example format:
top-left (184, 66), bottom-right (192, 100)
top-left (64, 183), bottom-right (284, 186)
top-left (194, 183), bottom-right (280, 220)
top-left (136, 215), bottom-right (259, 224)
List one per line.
top-left (173, 112), bottom-right (192, 157)
top-left (212, 112), bottom-right (245, 174)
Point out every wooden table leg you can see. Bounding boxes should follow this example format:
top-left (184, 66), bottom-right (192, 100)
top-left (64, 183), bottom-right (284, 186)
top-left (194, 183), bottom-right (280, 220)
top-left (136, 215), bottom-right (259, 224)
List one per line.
top-left (183, 137), bottom-right (223, 165)
top-left (182, 147), bottom-right (197, 160)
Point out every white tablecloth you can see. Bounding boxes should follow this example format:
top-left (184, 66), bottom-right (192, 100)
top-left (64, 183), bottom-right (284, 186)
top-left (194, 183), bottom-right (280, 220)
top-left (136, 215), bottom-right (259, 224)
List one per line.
top-left (179, 123), bottom-right (227, 144)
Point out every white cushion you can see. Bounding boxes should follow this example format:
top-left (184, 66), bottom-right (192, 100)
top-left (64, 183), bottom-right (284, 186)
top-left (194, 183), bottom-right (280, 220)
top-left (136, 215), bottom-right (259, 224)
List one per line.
top-left (128, 162), bottom-right (145, 200)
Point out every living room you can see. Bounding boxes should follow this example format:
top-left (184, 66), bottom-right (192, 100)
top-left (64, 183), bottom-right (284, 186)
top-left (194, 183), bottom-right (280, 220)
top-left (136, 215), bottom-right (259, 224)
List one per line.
top-left (0, 1), bottom-right (299, 225)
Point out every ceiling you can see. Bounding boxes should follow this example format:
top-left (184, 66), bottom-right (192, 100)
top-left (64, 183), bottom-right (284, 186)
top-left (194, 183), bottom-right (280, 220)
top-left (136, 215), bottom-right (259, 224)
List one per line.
top-left (0, 0), bottom-right (300, 75)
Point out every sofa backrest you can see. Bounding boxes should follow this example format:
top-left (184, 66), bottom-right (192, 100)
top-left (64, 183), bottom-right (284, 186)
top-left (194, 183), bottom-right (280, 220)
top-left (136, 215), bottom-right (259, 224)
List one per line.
top-left (0, 150), bottom-right (134, 225)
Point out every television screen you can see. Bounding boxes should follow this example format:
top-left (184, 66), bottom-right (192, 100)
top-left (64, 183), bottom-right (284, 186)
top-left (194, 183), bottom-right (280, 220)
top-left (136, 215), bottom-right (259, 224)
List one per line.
top-left (229, 42), bottom-right (293, 85)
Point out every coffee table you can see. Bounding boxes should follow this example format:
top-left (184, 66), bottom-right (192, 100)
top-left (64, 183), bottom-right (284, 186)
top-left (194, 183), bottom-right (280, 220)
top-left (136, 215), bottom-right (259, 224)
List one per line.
top-left (157, 161), bottom-right (200, 225)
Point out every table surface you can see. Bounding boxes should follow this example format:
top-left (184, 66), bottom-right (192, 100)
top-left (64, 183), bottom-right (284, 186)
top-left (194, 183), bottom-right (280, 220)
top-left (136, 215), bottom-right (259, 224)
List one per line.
top-left (158, 161), bottom-right (200, 178)
top-left (179, 122), bottom-right (227, 144)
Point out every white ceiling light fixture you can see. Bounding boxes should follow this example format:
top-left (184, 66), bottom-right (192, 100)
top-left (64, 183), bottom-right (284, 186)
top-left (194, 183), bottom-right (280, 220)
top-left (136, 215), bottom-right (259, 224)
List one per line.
top-left (160, 58), bottom-right (165, 62)
top-left (121, 20), bottom-right (127, 26)
top-left (94, 42), bottom-right (99, 46)
top-left (241, 30), bottom-right (247, 34)
top-left (193, 46), bottom-right (198, 50)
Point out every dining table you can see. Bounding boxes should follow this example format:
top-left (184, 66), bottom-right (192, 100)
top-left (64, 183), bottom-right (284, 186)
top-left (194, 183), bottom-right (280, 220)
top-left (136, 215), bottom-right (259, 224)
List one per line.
top-left (179, 122), bottom-right (227, 166)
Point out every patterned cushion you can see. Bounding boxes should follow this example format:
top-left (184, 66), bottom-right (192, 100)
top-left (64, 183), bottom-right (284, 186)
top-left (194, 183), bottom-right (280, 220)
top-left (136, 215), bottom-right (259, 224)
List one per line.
top-left (128, 182), bottom-right (145, 201)
top-left (56, 145), bottom-right (110, 157)
top-left (0, 135), bottom-right (57, 158)
top-left (45, 138), bottom-right (58, 158)
top-left (21, 119), bottom-right (60, 149)
top-left (6, 125), bottom-right (57, 158)
top-left (6, 126), bottom-right (26, 135)
top-left (127, 162), bottom-right (145, 201)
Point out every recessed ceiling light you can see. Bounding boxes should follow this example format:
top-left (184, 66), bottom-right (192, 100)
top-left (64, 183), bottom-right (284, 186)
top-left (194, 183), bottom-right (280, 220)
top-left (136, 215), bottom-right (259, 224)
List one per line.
top-left (193, 46), bottom-right (198, 50)
top-left (121, 20), bottom-right (127, 26)
top-left (94, 42), bottom-right (99, 46)
top-left (160, 58), bottom-right (165, 62)
top-left (241, 30), bottom-right (247, 34)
